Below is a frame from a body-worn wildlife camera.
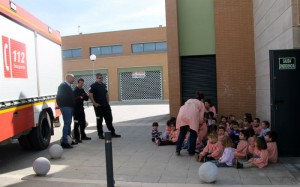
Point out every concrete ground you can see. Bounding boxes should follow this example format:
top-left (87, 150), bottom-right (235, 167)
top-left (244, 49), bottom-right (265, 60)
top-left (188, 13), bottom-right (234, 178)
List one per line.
top-left (0, 102), bottom-right (300, 187)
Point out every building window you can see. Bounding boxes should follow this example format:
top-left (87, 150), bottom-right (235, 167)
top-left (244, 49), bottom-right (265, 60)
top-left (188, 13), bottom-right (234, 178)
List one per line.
top-left (155, 42), bottom-right (167, 51)
top-left (112, 45), bottom-right (123, 54)
top-left (90, 45), bottom-right (123, 56)
top-left (132, 44), bottom-right (143, 53)
top-left (144, 43), bottom-right (155, 52)
top-left (63, 48), bottom-right (82, 59)
top-left (132, 41), bottom-right (167, 53)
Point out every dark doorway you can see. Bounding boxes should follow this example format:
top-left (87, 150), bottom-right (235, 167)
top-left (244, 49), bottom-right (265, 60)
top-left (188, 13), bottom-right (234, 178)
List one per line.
top-left (270, 49), bottom-right (300, 156)
top-left (181, 55), bottom-right (217, 108)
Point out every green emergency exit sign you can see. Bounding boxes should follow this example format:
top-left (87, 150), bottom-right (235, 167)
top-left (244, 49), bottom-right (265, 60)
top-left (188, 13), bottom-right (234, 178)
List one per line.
top-left (279, 57), bottom-right (296, 70)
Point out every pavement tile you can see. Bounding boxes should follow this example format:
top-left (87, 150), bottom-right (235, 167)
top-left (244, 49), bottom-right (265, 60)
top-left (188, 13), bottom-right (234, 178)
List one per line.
top-left (131, 175), bottom-right (160, 183)
top-left (241, 177), bottom-right (272, 185)
top-left (265, 169), bottom-right (295, 178)
top-left (159, 176), bottom-right (187, 183)
top-left (218, 167), bottom-right (240, 178)
top-left (114, 166), bottom-right (140, 176)
top-left (238, 169), bottom-right (268, 178)
top-left (114, 174), bottom-right (134, 182)
top-left (215, 178), bottom-right (242, 185)
top-left (141, 183), bottom-right (167, 187)
top-left (269, 176), bottom-right (300, 185)
top-left (290, 172), bottom-right (300, 183)
top-left (137, 166), bottom-right (165, 177)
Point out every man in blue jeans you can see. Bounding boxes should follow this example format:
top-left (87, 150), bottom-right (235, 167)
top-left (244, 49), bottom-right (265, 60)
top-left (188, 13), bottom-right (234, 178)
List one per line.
top-left (56, 74), bottom-right (76, 148)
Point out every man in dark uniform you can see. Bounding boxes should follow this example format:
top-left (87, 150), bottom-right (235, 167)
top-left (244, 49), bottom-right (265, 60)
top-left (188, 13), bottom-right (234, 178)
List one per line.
top-left (89, 73), bottom-right (121, 139)
top-left (73, 78), bottom-right (91, 143)
top-left (56, 74), bottom-right (76, 148)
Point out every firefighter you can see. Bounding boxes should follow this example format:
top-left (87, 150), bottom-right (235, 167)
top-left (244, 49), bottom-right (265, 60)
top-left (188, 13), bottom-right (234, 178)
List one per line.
top-left (89, 73), bottom-right (121, 139)
top-left (73, 78), bottom-right (91, 143)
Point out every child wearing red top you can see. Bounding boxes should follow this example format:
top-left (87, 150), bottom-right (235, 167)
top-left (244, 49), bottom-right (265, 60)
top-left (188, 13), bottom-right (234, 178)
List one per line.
top-left (196, 133), bottom-right (223, 162)
top-left (234, 130), bottom-right (249, 159)
top-left (234, 137), bottom-right (268, 169)
top-left (247, 128), bottom-right (256, 155)
top-left (196, 122), bottom-right (208, 147)
top-left (252, 118), bottom-right (262, 136)
top-left (217, 126), bottom-right (226, 143)
top-left (219, 115), bottom-right (228, 128)
top-left (265, 131), bottom-right (278, 163)
top-left (156, 123), bottom-right (179, 146)
top-left (162, 117), bottom-right (176, 140)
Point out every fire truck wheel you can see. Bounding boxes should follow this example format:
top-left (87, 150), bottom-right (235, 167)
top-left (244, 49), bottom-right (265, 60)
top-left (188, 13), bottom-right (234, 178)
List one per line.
top-left (18, 134), bottom-right (32, 150)
top-left (29, 110), bottom-right (52, 150)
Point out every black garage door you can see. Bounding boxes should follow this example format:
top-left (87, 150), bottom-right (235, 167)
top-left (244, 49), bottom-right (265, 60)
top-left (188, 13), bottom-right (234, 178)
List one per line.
top-left (181, 55), bottom-right (217, 108)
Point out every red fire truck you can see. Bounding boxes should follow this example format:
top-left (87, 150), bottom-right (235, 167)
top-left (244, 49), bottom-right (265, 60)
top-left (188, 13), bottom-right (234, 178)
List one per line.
top-left (0, 0), bottom-right (62, 149)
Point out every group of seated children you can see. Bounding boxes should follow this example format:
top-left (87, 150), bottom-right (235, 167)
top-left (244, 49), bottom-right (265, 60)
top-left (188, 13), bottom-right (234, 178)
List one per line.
top-left (195, 114), bottom-right (278, 169)
top-left (152, 113), bottom-right (279, 169)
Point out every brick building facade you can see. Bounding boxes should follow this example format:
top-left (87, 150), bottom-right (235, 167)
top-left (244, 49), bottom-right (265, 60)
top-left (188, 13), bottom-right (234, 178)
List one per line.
top-left (166, 0), bottom-right (256, 119)
top-left (165, 0), bottom-right (300, 122)
top-left (62, 27), bottom-right (169, 102)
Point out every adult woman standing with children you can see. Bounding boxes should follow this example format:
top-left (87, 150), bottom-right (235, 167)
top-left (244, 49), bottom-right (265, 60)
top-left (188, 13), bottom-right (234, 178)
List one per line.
top-left (176, 92), bottom-right (205, 155)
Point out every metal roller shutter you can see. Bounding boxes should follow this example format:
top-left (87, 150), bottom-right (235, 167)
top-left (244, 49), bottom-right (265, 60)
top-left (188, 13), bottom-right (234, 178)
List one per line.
top-left (73, 74), bottom-right (108, 92)
top-left (120, 70), bottom-right (163, 101)
top-left (181, 55), bottom-right (217, 108)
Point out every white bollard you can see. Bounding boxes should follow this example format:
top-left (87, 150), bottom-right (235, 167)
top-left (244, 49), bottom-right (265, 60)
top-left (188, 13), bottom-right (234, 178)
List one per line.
top-left (49, 144), bottom-right (63, 159)
top-left (32, 157), bottom-right (51, 176)
top-left (198, 162), bottom-right (218, 183)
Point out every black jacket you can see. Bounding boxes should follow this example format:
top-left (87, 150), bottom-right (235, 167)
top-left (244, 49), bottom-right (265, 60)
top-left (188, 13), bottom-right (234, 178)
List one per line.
top-left (56, 82), bottom-right (75, 107)
top-left (73, 86), bottom-right (89, 108)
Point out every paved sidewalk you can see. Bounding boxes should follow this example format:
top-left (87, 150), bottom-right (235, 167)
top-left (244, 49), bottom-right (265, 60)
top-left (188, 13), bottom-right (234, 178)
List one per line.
top-left (1, 103), bottom-right (300, 187)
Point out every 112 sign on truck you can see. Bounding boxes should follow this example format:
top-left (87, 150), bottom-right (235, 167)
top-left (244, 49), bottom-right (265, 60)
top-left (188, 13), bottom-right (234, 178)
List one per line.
top-left (0, 0), bottom-right (62, 149)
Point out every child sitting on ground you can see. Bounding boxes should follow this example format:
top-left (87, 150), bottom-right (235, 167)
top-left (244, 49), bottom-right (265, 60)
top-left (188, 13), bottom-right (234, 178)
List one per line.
top-left (208, 117), bottom-right (218, 134)
top-left (195, 122), bottom-right (208, 152)
top-left (265, 131), bottom-right (278, 163)
top-left (244, 113), bottom-right (253, 125)
top-left (162, 117), bottom-right (176, 140)
top-left (196, 133), bottom-right (223, 162)
top-left (252, 118), bottom-right (262, 136)
top-left (217, 126), bottom-right (226, 143)
top-left (219, 115), bottom-right (228, 128)
top-left (152, 122), bottom-right (161, 142)
top-left (234, 130), bottom-right (249, 159)
top-left (207, 112), bottom-right (215, 126)
top-left (229, 121), bottom-right (240, 148)
top-left (233, 137), bottom-right (268, 169)
top-left (227, 114), bottom-right (236, 124)
top-left (242, 120), bottom-right (251, 130)
top-left (247, 128), bottom-right (256, 156)
top-left (210, 135), bottom-right (235, 167)
top-left (259, 120), bottom-right (271, 138)
top-left (156, 122), bottom-right (179, 146)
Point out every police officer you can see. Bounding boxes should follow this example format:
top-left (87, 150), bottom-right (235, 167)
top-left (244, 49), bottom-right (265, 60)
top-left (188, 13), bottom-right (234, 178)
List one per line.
top-left (73, 78), bottom-right (91, 143)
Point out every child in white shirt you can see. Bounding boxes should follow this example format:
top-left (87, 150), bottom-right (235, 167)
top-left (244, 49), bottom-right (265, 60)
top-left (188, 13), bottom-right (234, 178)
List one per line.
top-left (210, 135), bottom-right (235, 167)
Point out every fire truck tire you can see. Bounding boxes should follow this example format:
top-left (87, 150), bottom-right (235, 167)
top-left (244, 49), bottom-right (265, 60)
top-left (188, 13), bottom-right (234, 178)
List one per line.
top-left (29, 111), bottom-right (52, 150)
top-left (18, 134), bottom-right (32, 150)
